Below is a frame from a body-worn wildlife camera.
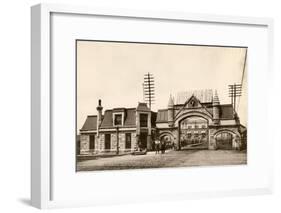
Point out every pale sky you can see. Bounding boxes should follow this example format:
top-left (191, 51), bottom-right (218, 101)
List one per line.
top-left (77, 41), bottom-right (247, 130)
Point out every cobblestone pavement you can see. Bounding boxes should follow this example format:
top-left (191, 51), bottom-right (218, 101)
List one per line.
top-left (77, 149), bottom-right (247, 171)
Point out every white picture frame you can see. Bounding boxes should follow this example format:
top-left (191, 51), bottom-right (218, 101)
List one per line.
top-left (31, 3), bottom-right (274, 209)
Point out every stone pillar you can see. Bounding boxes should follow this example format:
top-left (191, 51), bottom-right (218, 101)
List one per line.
top-left (135, 134), bottom-right (140, 150)
top-left (208, 128), bottom-right (217, 150)
top-left (209, 135), bottom-right (217, 150)
top-left (136, 111), bottom-right (140, 135)
top-left (233, 135), bottom-right (241, 150)
top-left (177, 127), bottom-right (181, 150)
top-left (147, 135), bottom-right (152, 151)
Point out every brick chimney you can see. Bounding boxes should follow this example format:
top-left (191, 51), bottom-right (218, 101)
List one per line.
top-left (96, 99), bottom-right (103, 136)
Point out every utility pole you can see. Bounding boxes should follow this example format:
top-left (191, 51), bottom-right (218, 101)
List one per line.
top-left (228, 83), bottom-right (242, 112)
top-left (143, 73), bottom-right (155, 109)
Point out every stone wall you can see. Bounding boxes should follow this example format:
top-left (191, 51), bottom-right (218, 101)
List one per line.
top-left (157, 125), bottom-right (242, 150)
top-left (97, 134), bottom-right (104, 152)
top-left (80, 134), bottom-right (99, 154)
top-left (80, 131), bottom-right (137, 154)
top-left (80, 134), bottom-right (89, 154)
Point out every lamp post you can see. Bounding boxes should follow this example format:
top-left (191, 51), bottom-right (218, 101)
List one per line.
top-left (116, 126), bottom-right (119, 155)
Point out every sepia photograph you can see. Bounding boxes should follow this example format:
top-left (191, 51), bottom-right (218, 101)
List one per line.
top-left (76, 40), bottom-right (247, 171)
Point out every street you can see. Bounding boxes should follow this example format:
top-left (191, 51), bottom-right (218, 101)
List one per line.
top-left (77, 149), bottom-right (247, 171)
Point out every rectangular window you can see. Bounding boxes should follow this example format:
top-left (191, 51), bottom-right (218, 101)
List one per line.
top-left (140, 113), bottom-right (148, 127)
top-left (89, 135), bottom-right (95, 150)
top-left (114, 114), bottom-right (122, 126)
top-left (125, 133), bottom-right (131, 149)
top-left (105, 134), bottom-right (111, 150)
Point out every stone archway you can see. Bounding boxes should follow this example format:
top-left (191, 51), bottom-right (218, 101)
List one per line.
top-left (177, 114), bottom-right (209, 150)
top-left (214, 129), bottom-right (241, 150)
top-left (159, 132), bottom-right (175, 149)
top-left (174, 111), bottom-right (213, 127)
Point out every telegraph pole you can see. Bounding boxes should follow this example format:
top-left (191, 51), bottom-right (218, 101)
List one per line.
top-left (143, 73), bottom-right (155, 109)
top-left (228, 83), bottom-right (242, 112)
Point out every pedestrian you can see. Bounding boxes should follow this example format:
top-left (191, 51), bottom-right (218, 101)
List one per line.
top-left (161, 140), bottom-right (166, 154)
top-left (155, 138), bottom-right (160, 154)
top-left (172, 142), bottom-right (175, 150)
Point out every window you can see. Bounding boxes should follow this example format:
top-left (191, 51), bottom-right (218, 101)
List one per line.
top-left (114, 114), bottom-right (122, 126)
top-left (140, 113), bottom-right (148, 127)
top-left (89, 135), bottom-right (95, 150)
top-left (105, 134), bottom-right (111, 150)
top-left (125, 133), bottom-right (131, 149)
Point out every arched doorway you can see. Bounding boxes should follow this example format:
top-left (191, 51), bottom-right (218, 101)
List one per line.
top-left (179, 116), bottom-right (208, 149)
top-left (160, 134), bottom-right (173, 150)
top-left (215, 132), bottom-right (233, 150)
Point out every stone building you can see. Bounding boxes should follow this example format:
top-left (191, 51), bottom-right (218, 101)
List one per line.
top-left (79, 90), bottom-right (247, 155)
top-left (79, 100), bottom-right (157, 155)
top-left (156, 90), bottom-right (246, 150)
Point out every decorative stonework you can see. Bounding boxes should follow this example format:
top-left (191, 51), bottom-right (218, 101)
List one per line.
top-left (79, 94), bottom-right (246, 155)
top-left (80, 134), bottom-right (89, 154)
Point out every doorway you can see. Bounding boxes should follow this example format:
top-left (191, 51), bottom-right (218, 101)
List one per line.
top-left (139, 132), bottom-right (147, 149)
top-left (216, 132), bottom-right (233, 150)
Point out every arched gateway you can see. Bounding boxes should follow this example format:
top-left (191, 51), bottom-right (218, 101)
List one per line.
top-left (214, 129), bottom-right (241, 150)
top-left (178, 116), bottom-right (209, 149)
top-left (155, 90), bottom-right (246, 151)
top-left (79, 90), bottom-right (247, 154)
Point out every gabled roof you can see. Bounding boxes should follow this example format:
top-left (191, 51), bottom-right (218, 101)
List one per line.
top-left (174, 95), bottom-right (208, 118)
top-left (185, 95), bottom-right (203, 108)
top-left (176, 89), bottom-right (213, 104)
top-left (80, 115), bottom-right (98, 131)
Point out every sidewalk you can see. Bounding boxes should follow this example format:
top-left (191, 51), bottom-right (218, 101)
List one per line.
top-left (146, 149), bottom-right (173, 155)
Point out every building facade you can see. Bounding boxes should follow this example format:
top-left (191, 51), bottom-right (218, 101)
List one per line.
top-left (79, 90), bottom-right (247, 155)
top-left (79, 100), bottom-right (157, 155)
top-left (156, 90), bottom-right (246, 150)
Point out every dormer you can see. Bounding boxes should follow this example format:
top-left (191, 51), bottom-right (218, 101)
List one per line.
top-left (112, 108), bottom-right (126, 127)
